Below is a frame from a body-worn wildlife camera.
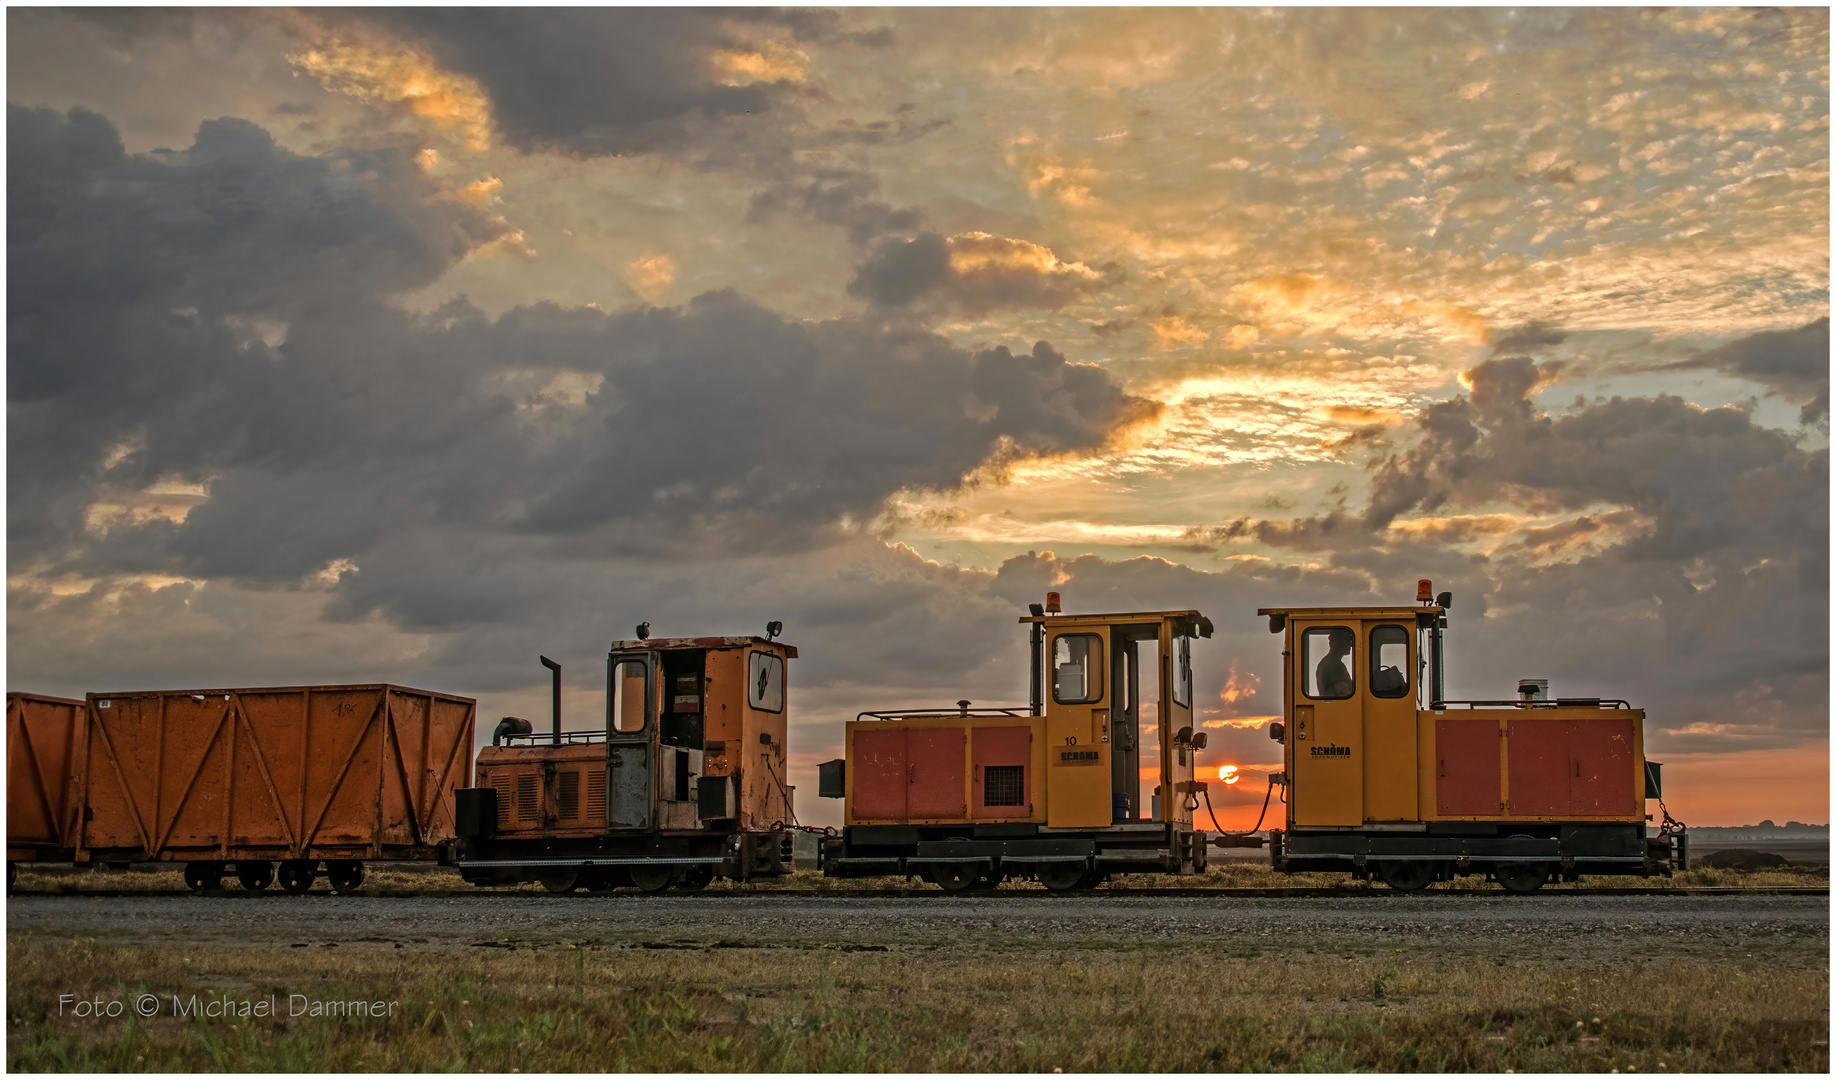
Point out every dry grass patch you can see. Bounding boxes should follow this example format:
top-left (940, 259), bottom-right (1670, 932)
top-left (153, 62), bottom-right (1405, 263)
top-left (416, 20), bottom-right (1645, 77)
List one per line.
top-left (11, 859), bottom-right (1824, 898)
top-left (7, 936), bottom-right (1826, 1072)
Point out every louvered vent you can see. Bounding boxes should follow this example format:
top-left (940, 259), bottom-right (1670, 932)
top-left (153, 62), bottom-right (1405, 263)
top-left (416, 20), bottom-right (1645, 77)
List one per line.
top-left (489, 776), bottom-right (514, 829)
top-left (516, 774), bottom-right (539, 822)
top-left (558, 770), bottom-right (581, 820)
top-left (586, 772), bottom-right (607, 819)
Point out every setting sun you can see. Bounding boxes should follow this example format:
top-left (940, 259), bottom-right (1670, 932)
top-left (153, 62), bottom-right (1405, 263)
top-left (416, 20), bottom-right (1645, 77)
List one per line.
top-left (1218, 765), bottom-right (1240, 785)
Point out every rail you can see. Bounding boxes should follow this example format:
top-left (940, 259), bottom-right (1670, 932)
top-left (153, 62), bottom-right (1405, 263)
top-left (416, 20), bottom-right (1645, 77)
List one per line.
top-left (856, 706), bottom-right (1034, 722)
top-left (1429, 698), bottom-right (1631, 710)
top-left (500, 731), bottom-right (609, 746)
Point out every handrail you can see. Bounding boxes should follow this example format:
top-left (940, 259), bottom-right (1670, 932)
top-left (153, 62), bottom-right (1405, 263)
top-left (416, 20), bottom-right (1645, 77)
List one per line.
top-left (855, 706), bottom-right (1033, 722)
top-left (501, 731), bottom-right (609, 745)
top-left (1429, 698), bottom-right (1630, 710)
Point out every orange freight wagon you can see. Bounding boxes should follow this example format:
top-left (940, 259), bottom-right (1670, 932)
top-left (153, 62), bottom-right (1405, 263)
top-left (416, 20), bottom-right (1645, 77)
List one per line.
top-left (72, 684), bottom-right (475, 893)
top-left (7, 693), bottom-right (86, 875)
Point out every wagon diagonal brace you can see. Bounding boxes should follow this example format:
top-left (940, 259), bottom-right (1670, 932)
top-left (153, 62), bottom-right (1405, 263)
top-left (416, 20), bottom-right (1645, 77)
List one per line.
top-left (11, 715), bottom-right (63, 847)
top-left (86, 702), bottom-right (159, 858)
top-left (229, 692), bottom-right (302, 856)
top-left (427, 697), bottom-right (472, 838)
top-left (301, 694), bottom-right (386, 851)
top-left (147, 697), bottom-right (238, 857)
top-left (383, 696), bottom-right (425, 849)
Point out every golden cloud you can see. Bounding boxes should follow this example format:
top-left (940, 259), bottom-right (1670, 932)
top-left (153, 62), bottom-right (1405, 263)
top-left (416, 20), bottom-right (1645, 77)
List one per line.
top-left (288, 31), bottom-right (493, 151)
top-left (628, 253), bottom-right (677, 297)
top-left (711, 41), bottom-right (809, 86)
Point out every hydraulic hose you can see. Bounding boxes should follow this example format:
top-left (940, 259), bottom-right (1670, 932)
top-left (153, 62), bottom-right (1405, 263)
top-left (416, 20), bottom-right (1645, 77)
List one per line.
top-left (1205, 775), bottom-right (1275, 836)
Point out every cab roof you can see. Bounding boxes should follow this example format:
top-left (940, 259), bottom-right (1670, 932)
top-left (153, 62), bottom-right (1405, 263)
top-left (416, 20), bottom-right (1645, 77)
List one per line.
top-left (1019, 609), bottom-right (1213, 637)
top-left (608, 635), bottom-right (798, 658)
top-left (1256, 605), bottom-right (1442, 619)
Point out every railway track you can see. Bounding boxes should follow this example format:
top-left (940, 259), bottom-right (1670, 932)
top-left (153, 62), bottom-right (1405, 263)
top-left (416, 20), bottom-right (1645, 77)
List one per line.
top-left (8, 884), bottom-right (1825, 900)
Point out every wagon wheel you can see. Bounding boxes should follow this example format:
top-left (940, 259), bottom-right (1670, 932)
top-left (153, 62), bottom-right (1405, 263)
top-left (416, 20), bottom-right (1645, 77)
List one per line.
top-left (674, 865), bottom-right (716, 891)
top-left (1037, 861), bottom-right (1089, 893)
top-left (1072, 869), bottom-right (1106, 890)
top-left (1495, 863), bottom-right (1549, 894)
top-left (1377, 860), bottom-right (1437, 892)
top-left (277, 860), bottom-right (317, 895)
top-left (628, 865), bottom-right (678, 894)
top-left (184, 862), bottom-right (224, 892)
top-left (326, 861), bottom-right (364, 892)
top-left (538, 869), bottom-right (579, 894)
top-left (235, 861), bottom-right (275, 891)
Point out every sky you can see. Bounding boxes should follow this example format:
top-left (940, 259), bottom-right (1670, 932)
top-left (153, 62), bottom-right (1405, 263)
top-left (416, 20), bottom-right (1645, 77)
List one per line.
top-left (7, 7), bottom-right (1828, 829)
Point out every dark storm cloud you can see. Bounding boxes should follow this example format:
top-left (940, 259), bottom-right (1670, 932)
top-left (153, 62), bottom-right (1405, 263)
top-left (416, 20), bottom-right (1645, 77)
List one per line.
top-left (747, 168), bottom-right (925, 246)
top-left (1486, 320), bottom-right (1568, 357)
top-left (849, 231), bottom-right (1120, 312)
top-left (7, 104), bottom-right (509, 558)
top-left (1361, 354), bottom-right (1826, 584)
top-left (1675, 317), bottom-right (1830, 426)
top-left (9, 108), bottom-right (1157, 612)
top-left (360, 9), bottom-right (808, 157)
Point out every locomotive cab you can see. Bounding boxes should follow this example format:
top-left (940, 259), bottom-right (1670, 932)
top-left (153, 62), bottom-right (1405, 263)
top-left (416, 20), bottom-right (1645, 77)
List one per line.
top-left (454, 633), bottom-right (799, 891)
top-left (1262, 581), bottom-right (1682, 891)
top-left (821, 600), bottom-right (1217, 890)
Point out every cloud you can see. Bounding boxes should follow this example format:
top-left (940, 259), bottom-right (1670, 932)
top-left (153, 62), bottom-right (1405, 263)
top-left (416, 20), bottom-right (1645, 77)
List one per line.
top-left (1679, 317), bottom-right (1830, 425)
top-left (849, 231), bottom-right (1118, 311)
top-left (8, 107), bottom-right (1158, 600)
top-left (347, 10), bottom-right (790, 157)
top-left (1173, 334), bottom-right (1827, 755)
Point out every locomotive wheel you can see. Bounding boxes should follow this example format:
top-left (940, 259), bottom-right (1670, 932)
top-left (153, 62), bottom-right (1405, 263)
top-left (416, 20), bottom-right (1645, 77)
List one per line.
top-left (539, 870), bottom-right (579, 894)
top-left (325, 860), bottom-right (364, 892)
top-left (931, 863), bottom-right (985, 893)
top-left (278, 860), bottom-right (317, 895)
top-left (1378, 860), bottom-right (1437, 892)
top-left (1037, 862), bottom-right (1089, 893)
top-left (628, 865), bottom-right (678, 894)
top-left (585, 868), bottom-right (633, 892)
top-left (675, 866), bottom-right (716, 891)
top-left (1495, 863), bottom-right (1550, 894)
top-left (184, 862), bottom-right (224, 892)
top-left (235, 861), bottom-right (275, 891)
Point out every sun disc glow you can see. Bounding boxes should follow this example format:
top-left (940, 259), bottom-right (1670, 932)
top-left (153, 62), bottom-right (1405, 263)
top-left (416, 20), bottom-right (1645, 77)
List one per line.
top-left (1218, 765), bottom-right (1240, 785)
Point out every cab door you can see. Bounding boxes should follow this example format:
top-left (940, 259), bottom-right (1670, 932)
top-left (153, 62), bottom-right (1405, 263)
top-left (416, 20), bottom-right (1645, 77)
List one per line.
top-left (1290, 620), bottom-right (1363, 826)
top-left (1043, 625), bottom-right (1110, 827)
top-left (1159, 622), bottom-right (1195, 825)
top-left (606, 651), bottom-right (655, 830)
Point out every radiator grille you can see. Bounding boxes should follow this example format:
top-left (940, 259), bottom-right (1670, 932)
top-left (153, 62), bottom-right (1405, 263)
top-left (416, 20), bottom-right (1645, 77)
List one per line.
top-left (516, 774), bottom-right (540, 822)
top-left (488, 776), bottom-right (513, 828)
top-left (558, 770), bottom-right (580, 820)
top-left (983, 765), bottom-right (1025, 807)
top-left (586, 771), bottom-right (607, 819)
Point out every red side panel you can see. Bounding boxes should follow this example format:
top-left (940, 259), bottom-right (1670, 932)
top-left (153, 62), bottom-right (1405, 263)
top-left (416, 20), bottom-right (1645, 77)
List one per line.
top-left (907, 728), bottom-right (966, 819)
top-left (1569, 717), bottom-right (1637, 817)
top-left (971, 726), bottom-right (1031, 820)
top-left (1507, 717), bottom-right (1570, 816)
top-left (1435, 718), bottom-right (1501, 817)
top-left (850, 727), bottom-right (907, 821)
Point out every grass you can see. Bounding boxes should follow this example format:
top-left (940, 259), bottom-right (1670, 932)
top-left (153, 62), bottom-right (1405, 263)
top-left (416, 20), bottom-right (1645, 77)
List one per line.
top-left (7, 935), bottom-right (1827, 1072)
top-left (11, 860), bottom-right (1826, 896)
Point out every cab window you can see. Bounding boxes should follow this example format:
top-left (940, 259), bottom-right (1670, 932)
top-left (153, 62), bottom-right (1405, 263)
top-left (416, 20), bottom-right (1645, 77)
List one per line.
top-left (1302, 627), bottom-right (1355, 700)
top-left (1052, 634), bottom-right (1103, 704)
top-left (1370, 625), bottom-right (1410, 698)
top-left (748, 651), bottom-right (785, 713)
top-left (609, 658), bottom-right (648, 732)
top-left (1171, 635), bottom-right (1192, 707)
